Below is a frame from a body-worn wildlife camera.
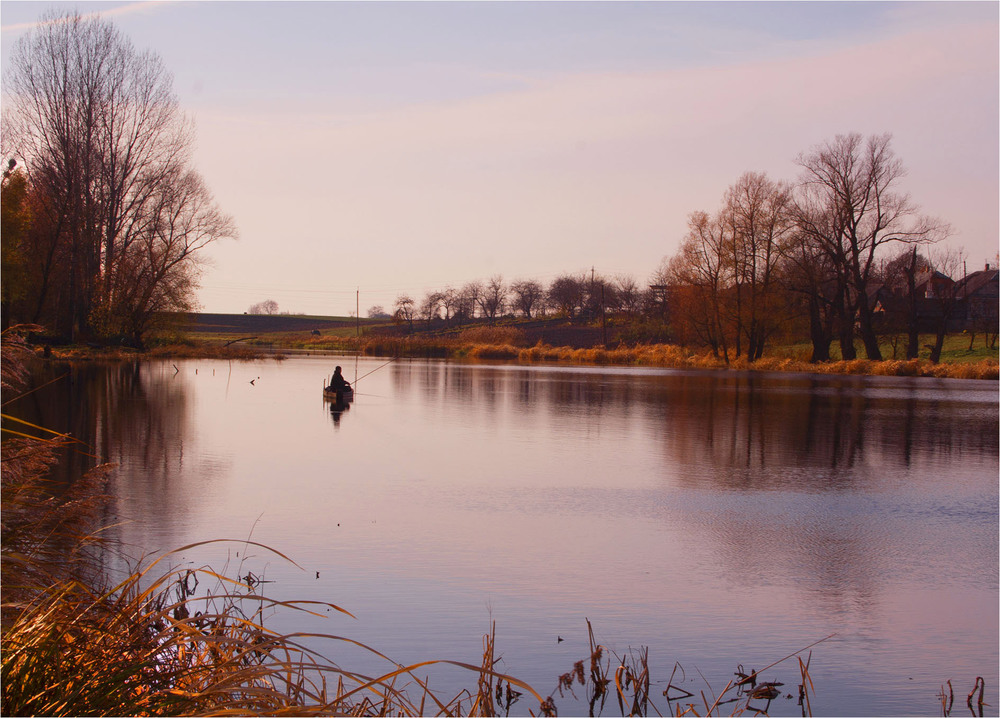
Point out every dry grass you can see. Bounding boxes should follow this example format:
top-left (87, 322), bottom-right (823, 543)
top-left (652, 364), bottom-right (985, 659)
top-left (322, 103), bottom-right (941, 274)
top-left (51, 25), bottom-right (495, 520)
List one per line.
top-left (455, 326), bottom-right (527, 347)
top-left (1, 535), bottom-right (546, 716)
top-left (38, 343), bottom-right (270, 361)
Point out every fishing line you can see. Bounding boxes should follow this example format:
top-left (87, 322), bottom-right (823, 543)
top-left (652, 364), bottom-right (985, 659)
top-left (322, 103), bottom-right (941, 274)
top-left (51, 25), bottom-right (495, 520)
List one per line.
top-left (1, 370), bottom-right (71, 407)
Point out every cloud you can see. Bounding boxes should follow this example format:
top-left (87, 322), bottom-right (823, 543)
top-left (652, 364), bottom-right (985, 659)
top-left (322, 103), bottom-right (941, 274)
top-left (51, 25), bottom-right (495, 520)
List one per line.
top-left (1, 1), bottom-right (170, 34)
top-left (186, 16), bottom-right (998, 312)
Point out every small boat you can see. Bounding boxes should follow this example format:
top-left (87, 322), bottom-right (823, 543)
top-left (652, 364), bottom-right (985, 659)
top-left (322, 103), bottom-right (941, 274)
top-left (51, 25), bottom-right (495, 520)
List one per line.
top-left (323, 385), bottom-right (354, 404)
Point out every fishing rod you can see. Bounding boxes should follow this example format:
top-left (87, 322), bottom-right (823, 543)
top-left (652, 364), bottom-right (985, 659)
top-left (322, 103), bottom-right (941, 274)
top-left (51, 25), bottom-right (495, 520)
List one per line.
top-left (352, 356), bottom-right (399, 384)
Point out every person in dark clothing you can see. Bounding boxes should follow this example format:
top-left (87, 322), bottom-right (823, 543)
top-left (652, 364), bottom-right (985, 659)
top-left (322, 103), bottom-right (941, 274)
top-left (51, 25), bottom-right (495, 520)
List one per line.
top-left (330, 366), bottom-right (350, 392)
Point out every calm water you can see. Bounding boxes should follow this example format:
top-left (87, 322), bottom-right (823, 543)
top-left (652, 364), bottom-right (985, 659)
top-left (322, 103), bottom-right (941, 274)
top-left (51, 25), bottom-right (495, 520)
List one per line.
top-left (12, 356), bottom-right (999, 716)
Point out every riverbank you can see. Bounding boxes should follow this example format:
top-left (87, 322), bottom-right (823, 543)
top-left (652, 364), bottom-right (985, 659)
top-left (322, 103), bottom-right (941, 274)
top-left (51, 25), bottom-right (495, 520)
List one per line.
top-left (34, 333), bottom-right (1000, 380)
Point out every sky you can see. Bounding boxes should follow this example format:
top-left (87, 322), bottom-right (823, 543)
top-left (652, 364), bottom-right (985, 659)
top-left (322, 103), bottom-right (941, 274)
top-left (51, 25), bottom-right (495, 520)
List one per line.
top-left (2, 1), bottom-right (998, 317)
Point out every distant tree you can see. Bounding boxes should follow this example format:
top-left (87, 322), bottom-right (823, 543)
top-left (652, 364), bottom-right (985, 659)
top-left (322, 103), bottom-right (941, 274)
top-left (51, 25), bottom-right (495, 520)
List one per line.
top-left (477, 275), bottom-right (507, 322)
top-left (419, 291), bottom-right (443, 328)
top-left (248, 299), bottom-right (279, 315)
top-left (394, 294), bottom-right (415, 331)
top-left (438, 287), bottom-right (458, 325)
top-left (581, 270), bottom-right (616, 320)
top-left (455, 282), bottom-right (481, 322)
top-left (547, 274), bottom-right (585, 318)
top-left (367, 305), bottom-right (390, 319)
top-left (646, 260), bottom-right (672, 320)
top-left (510, 278), bottom-right (545, 318)
top-left (615, 274), bottom-right (642, 318)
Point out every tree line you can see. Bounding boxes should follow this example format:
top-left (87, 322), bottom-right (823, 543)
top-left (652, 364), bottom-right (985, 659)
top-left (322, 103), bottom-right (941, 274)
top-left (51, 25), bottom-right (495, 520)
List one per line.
top-left (380, 270), bottom-right (650, 330)
top-left (1, 11), bottom-right (236, 347)
top-left (388, 133), bottom-right (992, 363)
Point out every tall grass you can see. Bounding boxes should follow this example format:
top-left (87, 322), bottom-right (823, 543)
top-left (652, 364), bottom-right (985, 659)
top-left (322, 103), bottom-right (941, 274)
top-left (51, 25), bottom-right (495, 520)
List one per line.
top-left (1, 536), bottom-right (547, 716)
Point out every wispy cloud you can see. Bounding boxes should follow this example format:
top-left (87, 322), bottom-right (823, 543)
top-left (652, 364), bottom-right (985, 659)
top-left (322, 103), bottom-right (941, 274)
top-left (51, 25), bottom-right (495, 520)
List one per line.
top-left (1, 1), bottom-right (169, 34)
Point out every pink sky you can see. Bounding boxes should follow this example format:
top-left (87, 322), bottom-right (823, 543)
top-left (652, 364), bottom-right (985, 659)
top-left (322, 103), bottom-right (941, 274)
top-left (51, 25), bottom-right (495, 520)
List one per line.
top-left (3, 2), bottom-right (997, 316)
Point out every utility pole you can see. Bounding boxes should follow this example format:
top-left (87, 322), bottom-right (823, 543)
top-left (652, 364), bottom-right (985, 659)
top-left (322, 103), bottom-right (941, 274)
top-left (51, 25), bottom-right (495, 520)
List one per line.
top-left (601, 283), bottom-right (607, 348)
top-left (356, 288), bottom-right (360, 338)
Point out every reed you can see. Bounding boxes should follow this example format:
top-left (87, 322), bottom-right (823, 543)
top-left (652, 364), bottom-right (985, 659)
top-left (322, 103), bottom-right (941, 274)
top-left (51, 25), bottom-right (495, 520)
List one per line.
top-left (540, 622), bottom-right (838, 717)
top-left (455, 326), bottom-right (527, 347)
top-left (1, 538), bottom-right (545, 716)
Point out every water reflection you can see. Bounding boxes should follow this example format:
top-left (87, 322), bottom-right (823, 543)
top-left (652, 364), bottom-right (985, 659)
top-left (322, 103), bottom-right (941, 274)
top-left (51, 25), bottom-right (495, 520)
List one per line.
top-left (383, 362), bottom-right (999, 620)
top-left (327, 400), bottom-right (351, 428)
top-left (9, 359), bottom-right (225, 552)
top-left (388, 364), bottom-right (998, 488)
top-left (7, 357), bottom-right (997, 716)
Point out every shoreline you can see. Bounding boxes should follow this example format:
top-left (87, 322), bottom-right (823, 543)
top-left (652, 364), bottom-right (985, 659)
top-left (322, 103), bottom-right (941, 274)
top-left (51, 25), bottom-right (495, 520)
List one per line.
top-left (33, 339), bottom-right (1000, 381)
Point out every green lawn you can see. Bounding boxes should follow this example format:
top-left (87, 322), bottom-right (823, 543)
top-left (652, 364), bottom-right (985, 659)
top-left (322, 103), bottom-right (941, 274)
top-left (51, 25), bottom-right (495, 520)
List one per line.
top-left (771, 333), bottom-right (998, 365)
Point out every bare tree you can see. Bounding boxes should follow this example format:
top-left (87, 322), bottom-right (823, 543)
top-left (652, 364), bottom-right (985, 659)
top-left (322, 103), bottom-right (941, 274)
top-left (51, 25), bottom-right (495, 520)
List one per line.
top-left (419, 291), bottom-right (443, 328)
top-left (547, 274), bottom-right (586, 318)
top-left (615, 274), bottom-right (642, 318)
top-left (582, 270), bottom-right (616, 320)
top-left (99, 169), bottom-right (235, 343)
top-left (248, 299), bottom-right (279, 315)
top-left (880, 247), bottom-right (932, 359)
top-left (455, 282), bottom-right (481, 322)
top-left (2, 10), bottom-right (233, 343)
top-left (722, 172), bottom-right (795, 360)
top-left (924, 246), bottom-right (965, 363)
top-left (510, 278), bottom-right (544, 318)
top-left (794, 133), bottom-right (947, 360)
top-left (393, 294), bottom-right (415, 331)
top-left (477, 275), bottom-right (507, 322)
top-left (438, 287), bottom-right (458, 325)
top-left (668, 211), bottom-right (732, 360)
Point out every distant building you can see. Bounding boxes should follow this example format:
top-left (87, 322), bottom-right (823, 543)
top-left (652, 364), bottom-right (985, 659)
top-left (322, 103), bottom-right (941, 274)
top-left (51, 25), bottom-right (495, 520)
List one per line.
top-left (956, 264), bottom-right (1000, 331)
top-left (871, 262), bottom-right (999, 334)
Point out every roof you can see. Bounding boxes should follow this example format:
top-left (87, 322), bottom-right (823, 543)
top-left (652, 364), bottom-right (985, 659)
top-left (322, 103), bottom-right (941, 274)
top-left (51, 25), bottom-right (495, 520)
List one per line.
top-left (956, 269), bottom-right (999, 298)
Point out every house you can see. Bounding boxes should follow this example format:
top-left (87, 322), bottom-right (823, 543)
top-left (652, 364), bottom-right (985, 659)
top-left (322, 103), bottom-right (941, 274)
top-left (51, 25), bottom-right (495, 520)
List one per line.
top-left (870, 265), bottom-right (997, 333)
top-left (956, 264), bottom-right (1000, 330)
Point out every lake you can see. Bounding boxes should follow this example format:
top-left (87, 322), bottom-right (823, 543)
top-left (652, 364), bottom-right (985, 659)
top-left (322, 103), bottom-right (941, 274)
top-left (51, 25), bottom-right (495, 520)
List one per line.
top-left (12, 355), bottom-right (999, 716)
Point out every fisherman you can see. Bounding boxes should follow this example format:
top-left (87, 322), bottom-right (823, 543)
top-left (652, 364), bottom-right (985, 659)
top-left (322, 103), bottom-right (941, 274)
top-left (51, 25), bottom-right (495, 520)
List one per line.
top-left (329, 366), bottom-right (350, 392)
